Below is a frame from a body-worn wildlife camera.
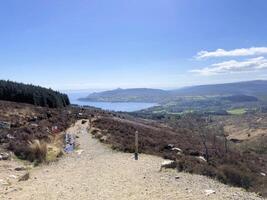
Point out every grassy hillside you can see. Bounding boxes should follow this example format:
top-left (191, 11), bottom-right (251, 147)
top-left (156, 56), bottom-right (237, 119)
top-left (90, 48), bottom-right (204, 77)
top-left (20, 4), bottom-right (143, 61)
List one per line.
top-left (79, 88), bottom-right (169, 103)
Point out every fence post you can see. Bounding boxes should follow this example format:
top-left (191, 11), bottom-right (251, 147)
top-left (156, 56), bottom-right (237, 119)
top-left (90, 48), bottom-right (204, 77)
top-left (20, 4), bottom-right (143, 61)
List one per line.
top-left (135, 131), bottom-right (139, 160)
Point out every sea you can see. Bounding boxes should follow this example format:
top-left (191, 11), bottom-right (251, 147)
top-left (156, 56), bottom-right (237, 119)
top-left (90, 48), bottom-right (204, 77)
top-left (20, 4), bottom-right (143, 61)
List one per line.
top-left (67, 92), bottom-right (157, 112)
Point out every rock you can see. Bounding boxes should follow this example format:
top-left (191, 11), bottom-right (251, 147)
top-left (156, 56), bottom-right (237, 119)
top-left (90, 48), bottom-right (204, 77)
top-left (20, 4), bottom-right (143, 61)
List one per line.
top-left (30, 123), bottom-right (38, 127)
top-left (96, 132), bottom-right (103, 138)
top-left (229, 138), bottom-right (242, 143)
top-left (164, 144), bottom-right (175, 150)
top-left (171, 147), bottom-right (183, 153)
top-left (0, 121), bottom-right (11, 129)
top-left (9, 175), bottom-right (17, 179)
top-left (175, 176), bottom-right (180, 179)
top-left (100, 135), bottom-right (108, 142)
top-left (205, 189), bottom-right (215, 196)
top-left (6, 134), bottom-right (15, 139)
top-left (0, 152), bottom-right (10, 160)
top-left (260, 172), bottom-right (266, 176)
top-left (197, 156), bottom-right (207, 162)
top-left (4, 188), bottom-right (21, 195)
top-left (81, 120), bottom-right (87, 124)
top-left (29, 116), bottom-right (38, 122)
top-left (0, 179), bottom-right (10, 186)
top-left (76, 150), bottom-right (84, 155)
top-left (19, 172), bottom-right (30, 182)
top-left (160, 160), bottom-right (176, 171)
top-left (14, 167), bottom-right (27, 171)
top-left (188, 150), bottom-right (201, 156)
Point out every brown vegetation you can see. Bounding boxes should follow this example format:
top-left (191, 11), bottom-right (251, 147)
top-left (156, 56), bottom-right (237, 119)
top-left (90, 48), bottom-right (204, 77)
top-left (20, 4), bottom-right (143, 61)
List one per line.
top-left (0, 100), bottom-right (93, 163)
top-left (1, 99), bottom-right (266, 196)
top-left (91, 114), bottom-right (267, 197)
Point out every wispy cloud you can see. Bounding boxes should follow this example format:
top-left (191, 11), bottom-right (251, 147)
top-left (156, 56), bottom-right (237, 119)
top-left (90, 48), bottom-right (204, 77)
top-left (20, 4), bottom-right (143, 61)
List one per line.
top-left (196, 47), bottom-right (267, 59)
top-left (190, 57), bottom-right (267, 76)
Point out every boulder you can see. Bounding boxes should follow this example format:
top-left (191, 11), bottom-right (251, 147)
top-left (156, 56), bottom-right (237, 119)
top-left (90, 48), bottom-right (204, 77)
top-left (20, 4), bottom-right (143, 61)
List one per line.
top-left (160, 160), bottom-right (176, 171)
top-left (0, 152), bottom-right (10, 160)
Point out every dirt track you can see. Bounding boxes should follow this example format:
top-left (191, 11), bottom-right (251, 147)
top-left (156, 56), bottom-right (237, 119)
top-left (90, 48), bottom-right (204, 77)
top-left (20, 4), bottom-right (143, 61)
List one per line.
top-left (1, 120), bottom-right (264, 200)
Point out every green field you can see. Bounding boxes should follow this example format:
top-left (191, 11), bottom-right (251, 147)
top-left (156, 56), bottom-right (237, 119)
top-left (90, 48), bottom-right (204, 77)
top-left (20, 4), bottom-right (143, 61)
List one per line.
top-left (227, 108), bottom-right (246, 115)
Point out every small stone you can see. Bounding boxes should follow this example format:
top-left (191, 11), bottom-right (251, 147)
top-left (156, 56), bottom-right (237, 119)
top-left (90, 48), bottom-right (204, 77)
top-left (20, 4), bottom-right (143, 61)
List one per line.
top-left (14, 167), bottom-right (26, 171)
top-left (0, 152), bottom-right (10, 160)
top-left (76, 150), bottom-right (84, 155)
top-left (175, 176), bottom-right (180, 179)
top-left (205, 189), bottom-right (215, 196)
top-left (197, 156), bottom-right (207, 162)
top-left (100, 135), bottom-right (108, 142)
top-left (260, 172), bottom-right (266, 176)
top-left (18, 172), bottom-right (30, 182)
top-left (0, 179), bottom-right (10, 186)
top-left (171, 147), bottom-right (183, 153)
top-left (9, 175), bottom-right (17, 179)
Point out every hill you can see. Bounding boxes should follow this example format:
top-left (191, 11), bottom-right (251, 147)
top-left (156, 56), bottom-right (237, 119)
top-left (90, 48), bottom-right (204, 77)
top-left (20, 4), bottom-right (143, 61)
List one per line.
top-left (172, 80), bottom-right (267, 99)
top-left (79, 88), bottom-right (169, 103)
top-left (79, 80), bottom-right (267, 103)
top-left (0, 80), bottom-right (70, 108)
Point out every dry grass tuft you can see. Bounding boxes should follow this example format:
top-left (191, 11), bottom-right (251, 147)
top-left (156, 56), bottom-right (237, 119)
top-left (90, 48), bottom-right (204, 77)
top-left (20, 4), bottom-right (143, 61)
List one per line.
top-left (28, 139), bottom-right (47, 163)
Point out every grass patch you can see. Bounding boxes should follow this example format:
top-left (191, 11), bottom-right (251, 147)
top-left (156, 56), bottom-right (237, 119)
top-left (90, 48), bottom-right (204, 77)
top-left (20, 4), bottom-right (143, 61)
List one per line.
top-left (227, 108), bottom-right (246, 115)
top-left (46, 145), bottom-right (62, 162)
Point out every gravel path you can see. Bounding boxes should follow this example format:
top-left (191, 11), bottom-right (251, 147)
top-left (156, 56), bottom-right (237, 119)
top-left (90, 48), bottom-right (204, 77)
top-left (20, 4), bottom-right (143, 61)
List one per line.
top-left (2, 120), bottom-right (264, 200)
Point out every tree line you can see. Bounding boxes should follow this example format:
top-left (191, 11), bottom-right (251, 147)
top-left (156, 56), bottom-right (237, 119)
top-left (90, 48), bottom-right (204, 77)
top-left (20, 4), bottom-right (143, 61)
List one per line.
top-left (0, 80), bottom-right (70, 108)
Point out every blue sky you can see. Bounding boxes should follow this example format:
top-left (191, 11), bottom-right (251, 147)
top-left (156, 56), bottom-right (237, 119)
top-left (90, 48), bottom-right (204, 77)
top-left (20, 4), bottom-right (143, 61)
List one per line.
top-left (1, 0), bottom-right (267, 91)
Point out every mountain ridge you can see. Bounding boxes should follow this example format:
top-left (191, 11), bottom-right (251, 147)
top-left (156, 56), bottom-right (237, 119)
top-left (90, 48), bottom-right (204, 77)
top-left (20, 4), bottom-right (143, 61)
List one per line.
top-left (79, 80), bottom-right (267, 103)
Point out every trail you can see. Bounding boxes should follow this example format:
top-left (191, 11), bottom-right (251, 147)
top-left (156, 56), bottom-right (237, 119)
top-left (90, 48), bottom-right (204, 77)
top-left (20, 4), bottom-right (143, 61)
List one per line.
top-left (2, 120), bottom-right (263, 200)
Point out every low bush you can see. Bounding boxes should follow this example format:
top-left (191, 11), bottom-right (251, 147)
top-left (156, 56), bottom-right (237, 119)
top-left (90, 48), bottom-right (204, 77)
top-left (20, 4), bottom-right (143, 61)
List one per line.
top-left (28, 139), bottom-right (47, 163)
top-left (218, 165), bottom-right (252, 189)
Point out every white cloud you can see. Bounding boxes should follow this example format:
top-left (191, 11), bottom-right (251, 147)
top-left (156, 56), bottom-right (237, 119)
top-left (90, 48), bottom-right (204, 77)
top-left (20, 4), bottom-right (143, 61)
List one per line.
top-left (196, 47), bottom-right (267, 59)
top-left (190, 57), bottom-right (267, 76)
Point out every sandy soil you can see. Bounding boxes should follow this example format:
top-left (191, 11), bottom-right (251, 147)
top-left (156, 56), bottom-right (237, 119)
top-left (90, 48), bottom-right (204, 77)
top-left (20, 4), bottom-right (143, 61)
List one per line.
top-left (0, 120), bottom-right (264, 200)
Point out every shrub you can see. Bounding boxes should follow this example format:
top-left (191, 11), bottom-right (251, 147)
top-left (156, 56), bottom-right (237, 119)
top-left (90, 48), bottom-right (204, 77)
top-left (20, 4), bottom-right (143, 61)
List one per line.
top-left (218, 165), bottom-right (252, 189)
top-left (28, 139), bottom-right (47, 163)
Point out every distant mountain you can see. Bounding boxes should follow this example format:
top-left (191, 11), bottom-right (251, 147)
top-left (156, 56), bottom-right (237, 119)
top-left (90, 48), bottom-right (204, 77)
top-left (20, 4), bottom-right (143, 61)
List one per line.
top-left (171, 80), bottom-right (267, 98)
top-left (79, 80), bottom-right (267, 103)
top-left (79, 88), bottom-right (169, 103)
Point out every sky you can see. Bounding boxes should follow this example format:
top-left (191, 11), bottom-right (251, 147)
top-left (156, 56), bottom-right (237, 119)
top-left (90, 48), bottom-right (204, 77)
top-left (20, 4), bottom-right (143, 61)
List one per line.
top-left (1, 0), bottom-right (267, 91)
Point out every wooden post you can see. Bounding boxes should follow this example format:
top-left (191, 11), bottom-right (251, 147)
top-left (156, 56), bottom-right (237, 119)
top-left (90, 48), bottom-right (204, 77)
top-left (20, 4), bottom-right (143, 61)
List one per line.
top-left (135, 131), bottom-right (139, 160)
top-left (89, 117), bottom-right (92, 129)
